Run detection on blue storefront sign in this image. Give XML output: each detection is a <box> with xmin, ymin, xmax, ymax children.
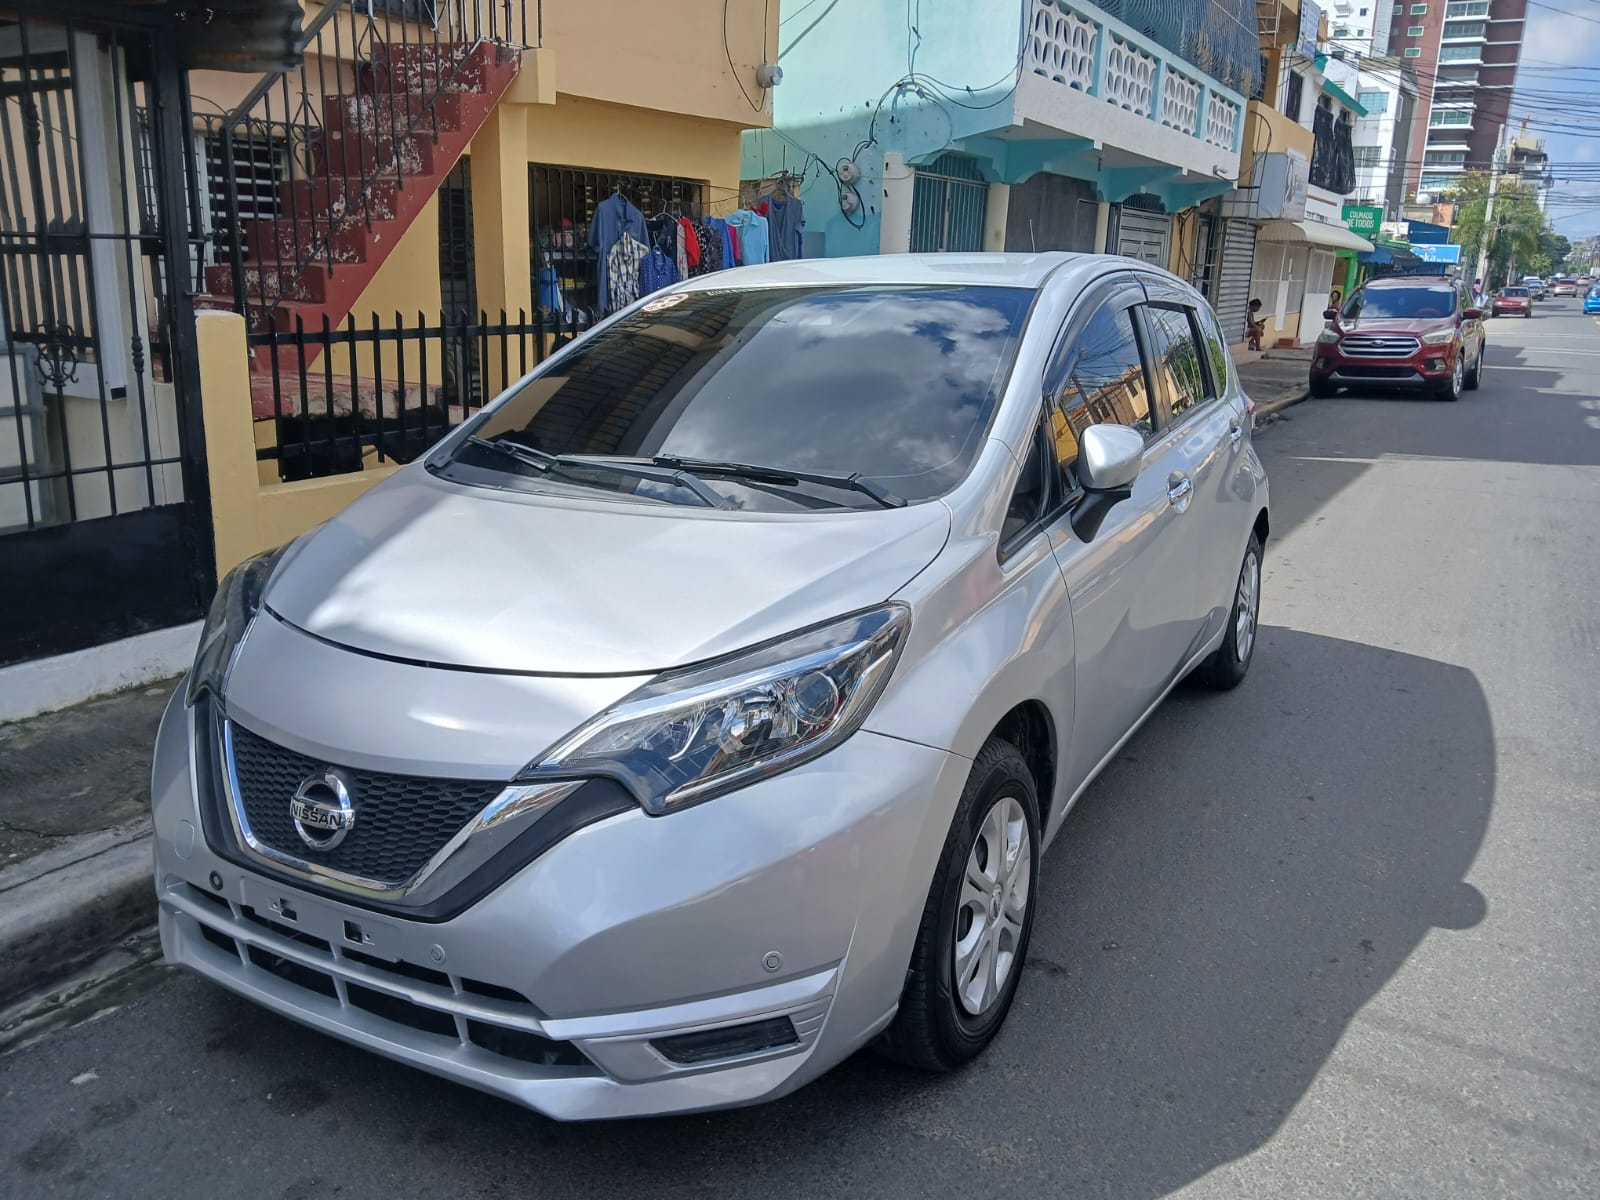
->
<box><xmin>1407</xmin><ymin>221</ymin><xmax>1450</xmax><ymax>246</ymax></box>
<box><xmin>1409</xmin><ymin>243</ymin><xmax>1462</xmax><ymax>264</ymax></box>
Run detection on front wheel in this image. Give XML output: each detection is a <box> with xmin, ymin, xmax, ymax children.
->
<box><xmin>1196</xmin><ymin>532</ymin><xmax>1263</xmax><ymax>690</ymax></box>
<box><xmin>1465</xmin><ymin>346</ymin><xmax>1483</xmax><ymax>390</ymax></box>
<box><xmin>877</xmin><ymin>738</ymin><xmax>1040</xmax><ymax>1071</ymax></box>
<box><xmin>1436</xmin><ymin>352</ymin><xmax>1464</xmax><ymax>401</ymax></box>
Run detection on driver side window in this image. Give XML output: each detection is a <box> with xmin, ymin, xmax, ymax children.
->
<box><xmin>1045</xmin><ymin>301</ymin><xmax>1154</xmax><ymax>491</ymax></box>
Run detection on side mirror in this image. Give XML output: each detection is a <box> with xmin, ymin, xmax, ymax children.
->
<box><xmin>1323</xmin><ymin>307</ymin><xmax>1339</xmax><ymax>320</ymax></box>
<box><xmin>1464</xmin><ymin>307</ymin><xmax>1484</xmax><ymax>320</ymax></box>
<box><xmin>1079</xmin><ymin>424</ymin><xmax>1143</xmax><ymax>493</ymax></box>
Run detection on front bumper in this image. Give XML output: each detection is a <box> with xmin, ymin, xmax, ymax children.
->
<box><xmin>1311</xmin><ymin>349</ymin><xmax>1457</xmax><ymax>389</ymax></box>
<box><xmin>151</xmin><ymin>684</ymin><xmax>967</xmax><ymax>1120</ymax></box>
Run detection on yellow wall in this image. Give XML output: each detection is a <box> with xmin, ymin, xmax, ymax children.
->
<box><xmin>200</xmin><ymin>312</ymin><xmax>398</xmax><ymax>575</ymax></box>
<box><xmin>1237</xmin><ymin>100</ymin><xmax>1316</xmax><ymax>187</ymax></box>
<box><xmin>545</xmin><ymin>0</ymin><xmax>777</xmax><ymax>129</ymax></box>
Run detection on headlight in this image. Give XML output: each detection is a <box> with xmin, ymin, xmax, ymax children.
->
<box><xmin>1420</xmin><ymin>329</ymin><xmax>1456</xmax><ymax>345</ymax></box>
<box><xmin>522</xmin><ymin>605</ymin><xmax>910</xmax><ymax>814</ymax></box>
<box><xmin>186</xmin><ymin>546</ymin><xmax>289</xmax><ymax>705</ymax></box>
<box><xmin>1316</xmin><ymin>329</ymin><xmax>1341</xmax><ymax>344</ymax></box>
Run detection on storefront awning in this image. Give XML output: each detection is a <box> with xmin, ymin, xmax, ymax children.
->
<box><xmin>1257</xmin><ymin>219</ymin><xmax>1375</xmax><ymax>254</ymax></box>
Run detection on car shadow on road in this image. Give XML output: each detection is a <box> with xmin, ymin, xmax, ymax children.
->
<box><xmin>181</xmin><ymin>627</ymin><xmax>1492</xmax><ymax>1199</ymax></box>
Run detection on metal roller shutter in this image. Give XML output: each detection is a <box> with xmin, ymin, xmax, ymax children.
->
<box><xmin>1215</xmin><ymin>220</ymin><xmax>1257</xmax><ymax>347</ymax></box>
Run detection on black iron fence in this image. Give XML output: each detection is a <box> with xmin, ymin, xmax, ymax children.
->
<box><xmin>248</xmin><ymin>308</ymin><xmax>579</xmax><ymax>481</ymax></box>
<box><xmin>199</xmin><ymin>0</ymin><xmax>535</xmax><ymax>330</ymax></box>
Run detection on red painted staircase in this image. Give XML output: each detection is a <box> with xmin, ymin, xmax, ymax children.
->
<box><xmin>203</xmin><ymin>38</ymin><xmax>519</xmax><ymax>402</ymax></box>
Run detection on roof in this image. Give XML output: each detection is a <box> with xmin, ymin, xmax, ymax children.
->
<box><xmin>674</xmin><ymin>253</ymin><xmax>1094</xmax><ymax>291</ymax></box>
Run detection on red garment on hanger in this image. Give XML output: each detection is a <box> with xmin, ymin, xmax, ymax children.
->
<box><xmin>728</xmin><ymin>224</ymin><xmax>742</xmax><ymax>265</ymax></box>
<box><xmin>677</xmin><ymin>218</ymin><xmax>700</xmax><ymax>266</ymax></box>
<box><xmin>754</xmin><ymin>199</ymin><xmax>771</xmax><ymax>218</ymax></box>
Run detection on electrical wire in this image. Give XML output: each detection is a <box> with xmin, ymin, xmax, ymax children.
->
<box><xmin>723</xmin><ymin>0</ymin><xmax>766</xmax><ymax>115</ymax></box>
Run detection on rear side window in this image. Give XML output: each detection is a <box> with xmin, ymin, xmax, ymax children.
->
<box><xmin>1143</xmin><ymin>305</ymin><xmax>1207</xmax><ymax>421</ymax></box>
<box><xmin>1047</xmin><ymin>303</ymin><xmax>1154</xmax><ymax>488</ymax></box>
<box><xmin>1192</xmin><ymin>304</ymin><xmax>1231</xmax><ymax>399</ymax></box>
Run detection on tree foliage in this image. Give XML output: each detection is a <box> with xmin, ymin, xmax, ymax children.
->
<box><xmin>1447</xmin><ymin>174</ymin><xmax>1546</xmax><ymax>287</ymax></box>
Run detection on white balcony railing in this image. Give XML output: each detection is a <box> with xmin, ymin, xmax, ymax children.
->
<box><xmin>1026</xmin><ymin>0</ymin><xmax>1244</xmax><ymax>153</ymax></box>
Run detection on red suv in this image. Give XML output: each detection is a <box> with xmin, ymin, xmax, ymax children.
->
<box><xmin>1309</xmin><ymin>275</ymin><xmax>1487</xmax><ymax>401</ymax></box>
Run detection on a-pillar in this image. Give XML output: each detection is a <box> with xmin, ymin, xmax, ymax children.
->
<box><xmin>470</xmin><ymin>103</ymin><xmax>532</xmax><ymax>393</ymax></box>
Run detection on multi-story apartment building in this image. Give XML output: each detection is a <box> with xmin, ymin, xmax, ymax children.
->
<box><xmin>1396</xmin><ymin>0</ymin><xmax>1529</xmax><ymax>198</ymax></box>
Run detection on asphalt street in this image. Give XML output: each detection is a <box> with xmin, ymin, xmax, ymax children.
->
<box><xmin>5</xmin><ymin>302</ymin><xmax>1599</xmax><ymax>1199</ymax></box>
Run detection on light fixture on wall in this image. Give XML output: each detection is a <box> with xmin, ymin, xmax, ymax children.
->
<box><xmin>757</xmin><ymin>63</ymin><xmax>783</xmax><ymax>89</ymax></box>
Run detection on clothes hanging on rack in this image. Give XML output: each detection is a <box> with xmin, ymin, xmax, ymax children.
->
<box><xmin>640</xmin><ymin>247</ymin><xmax>679</xmax><ymax>296</ymax></box>
<box><xmin>766</xmin><ymin>195</ymin><xmax>805</xmax><ymax>261</ymax></box>
<box><xmin>726</xmin><ymin>208</ymin><xmax>769</xmax><ymax>265</ymax></box>
<box><xmin>676</xmin><ymin>217</ymin><xmax>699</xmax><ymax>276</ymax></box>
<box><xmin>705</xmin><ymin>217</ymin><xmax>736</xmax><ymax>269</ymax></box>
<box><xmin>588</xmin><ymin>192</ymin><xmax>647</xmax><ymax>305</ymax></box>
<box><xmin>689</xmin><ymin>221</ymin><xmax>722</xmax><ymax>276</ymax></box>
<box><xmin>605</xmin><ymin>234</ymin><xmax>650</xmax><ymax>314</ymax></box>
<box><xmin>535</xmin><ymin>265</ymin><xmax>565</xmax><ymax>314</ymax></box>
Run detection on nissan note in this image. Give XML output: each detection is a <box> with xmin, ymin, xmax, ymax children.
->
<box><xmin>152</xmin><ymin>253</ymin><xmax>1270</xmax><ymax>1120</ymax></box>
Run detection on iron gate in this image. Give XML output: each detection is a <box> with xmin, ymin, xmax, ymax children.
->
<box><xmin>910</xmin><ymin>153</ymin><xmax>987</xmax><ymax>253</ymax></box>
<box><xmin>0</xmin><ymin>8</ymin><xmax>211</xmax><ymax>665</ymax></box>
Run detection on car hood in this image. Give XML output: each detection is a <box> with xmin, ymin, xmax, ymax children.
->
<box><xmin>1335</xmin><ymin>317</ymin><xmax>1457</xmax><ymax>336</ymax></box>
<box><xmin>263</xmin><ymin>469</ymin><xmax>951</xmax><ymax>675</ymax></box>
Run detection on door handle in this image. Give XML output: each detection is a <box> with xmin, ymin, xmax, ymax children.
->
<box><xmin>1229</xmin><ymin>422</ymin><xmax>1244</xmax><ymax>445</ymax></box>
<box><xmin>1166</xmin><ymin>475</ymin><xmax>1193</xmax><ymax>506</ymax></box>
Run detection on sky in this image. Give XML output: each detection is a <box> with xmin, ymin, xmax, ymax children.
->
<box><xmin>1514</xmin><ymin>1</ymin><xmax>1600</xmax><ymax>241</ymax></box>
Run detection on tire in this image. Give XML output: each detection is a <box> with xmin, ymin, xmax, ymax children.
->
<box><xmin>1465</xmin><ymin>346</ymin><xmax>1483</xmax><ymax>390</ymax></box>
<box><xmin>877</xmin><ymin>738</ymin><xmax>1040</xmax><ymax>1072</ymax></box>
<box><xmin>1309</xmin><ymin>378</ymin><xmax>1337</xmax><ymax>399</ymax></box>
<box><xmin>1196</xmin><ymin>532</ymin><xmax>1263</xmax><ymax>690</ymax></box>
<box><xmin>1436</xmin><ymin>351</ymin><xmax>1464</xmax><ymax>401</ymax></box>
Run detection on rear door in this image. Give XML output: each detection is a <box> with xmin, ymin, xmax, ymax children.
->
<box><xmin>1043</xmin><ymin>275</ymin><xmax>1207</xmax><ymax>796</ymax></box>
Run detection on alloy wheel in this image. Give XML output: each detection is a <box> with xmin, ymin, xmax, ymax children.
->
<box><xmin>1236</xmin><ymin>549</ymin><xmax>1260</xmax><ymax>662</ymax></box>
<box><xmin>953</xmin><ymin>794</ymin><xmax>1032</xmax><ymax>1017</ymax></box>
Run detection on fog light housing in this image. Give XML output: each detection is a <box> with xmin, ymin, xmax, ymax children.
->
<box><xmin>1426</xmin><ymin>358</ymin><xmax>1446</xmax><ymax>371</ymax></box>
<box><xmin>1314</xmin><ymin>357</ymin><xmax>1328</xmax><ymax>369</ymax></box>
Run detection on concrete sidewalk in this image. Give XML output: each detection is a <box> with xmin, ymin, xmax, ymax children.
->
<box><xmin>1234</xmin><ymin>344</ymin><xmax>1314</xmax><ymax>423</ymax></box>
<box><xmin>0</xmin><ymin>683</ymin><xmax>174</xmax><ymax>1039</ymax></box>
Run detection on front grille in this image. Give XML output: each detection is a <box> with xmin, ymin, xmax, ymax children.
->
<box><xmin>227</xmin><ymin>721</ymin><xmax>505</xmax><ymax>885</ymax></box>
<box><xmin>1339</xmin><ymin>334</ymin><xmax>1421</xmax><ymax>358</ymax></box>
<box><xmin>1337</xmin><ymin>366</ymin><xmax>1419</xmax><ymax>379</ymax></box>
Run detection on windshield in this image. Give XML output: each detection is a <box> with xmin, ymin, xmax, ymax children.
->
<box><xmin>443</xmin><ymin>284</ymin><xmax>1033</xmax><ymax>509</ymax></box>
<box><xmin>1342</xmin><ymin>286</ymin><xmax>1458</xmax><ymax>320</ymax></box>
<box><xmin>1502</xmin><ymin>288</ymin><xmax>1529</xmax><ymax>297</ymax></box>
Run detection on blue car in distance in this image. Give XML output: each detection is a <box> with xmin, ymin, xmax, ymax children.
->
<box><xmin>1585</xmin><ymin>287</ymin><xmax>1600</xmax><ymax>315</ymax></box>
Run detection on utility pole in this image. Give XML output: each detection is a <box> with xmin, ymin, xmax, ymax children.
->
<box><xmin>1475</xmin><ymin>123</ymin><xmax>1507</xmax><ymax>288</ymax></box>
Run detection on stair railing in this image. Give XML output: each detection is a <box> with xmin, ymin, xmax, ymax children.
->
<box><xmin>205</xmin><ymin>0</ymin><xmax>534</xmax><ymax>331</ymax></box>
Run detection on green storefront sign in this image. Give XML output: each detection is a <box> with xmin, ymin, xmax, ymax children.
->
<box><xmin>1343</xmin><ymin>204</ymin><xmax>1382</xmax><ymax>237</ymax></box>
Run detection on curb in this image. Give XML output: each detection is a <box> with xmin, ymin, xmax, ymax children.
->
<box><xmin>1253</xmin><ymin>388</ymin><xmax>1310</xmax><ymax>424</ymax></box>
<box><xmin>0</xmin><ymin>820</ymin><xmax>155</xmax><ymax>1010</ymax></box>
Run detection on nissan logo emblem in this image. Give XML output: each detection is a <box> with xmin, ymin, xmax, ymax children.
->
<box><xmin>289</xmin><ymin>769</ymin><xmax>356</xmax><ymax>851</ymax></box>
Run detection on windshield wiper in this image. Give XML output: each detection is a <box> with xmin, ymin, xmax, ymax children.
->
<box><xmin>646</xmin><ymin>455</ymin><xmax>906</xmax><ymax>509</ymax></box>
<box><xmin>463</xmin><ymin>436</ymin><xmax>731</xmax><ymax>509</ymax></box>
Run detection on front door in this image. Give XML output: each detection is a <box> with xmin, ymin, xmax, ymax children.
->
<box><xmin>1043</xmin><ymin>276</ymin><xmax>1207</xmax><ymax>795</ymax></box>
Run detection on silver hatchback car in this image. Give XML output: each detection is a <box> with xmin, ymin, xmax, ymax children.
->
<box><xmin>152</xmin><ymin>253</ymin><xmax>1268</xmax><ymax>1120</ymax></box>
